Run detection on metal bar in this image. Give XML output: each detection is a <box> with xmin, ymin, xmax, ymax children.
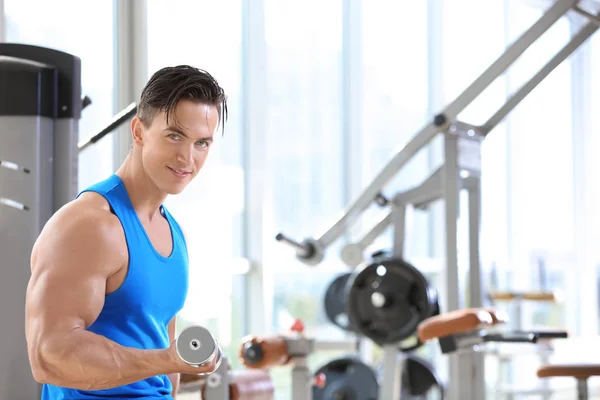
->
<box><xmin>358</xmin><ymin>212</ymin><xmax>392</xmax><ymax>248</ymax></box>
<box><xmin>314</xmin><ymin>0</ymin><xmax>573</xmax><ymax>251</ymax></box>
<box><xmin>78</xmin><ymin>103</ymin><xmax>137</xmax><ymax>152</ymax></box>
<box><xmin>200</xmin><ymin>357</ymin><xmax>230</xmax><ymax>398</ymax></box>
<box><xmin>317</xmin><ymin>122</ymin><xmax>440</xmax><ymax>247</ymax></box>
<box><xmin>573</xmin><ymin>5</ymin><xmax>600</xmax><ymax>27</ymax></box>
<box><xmin>312</xmin><ymin>340</ymin><xmax>358</xmax><ymax>352</ymax></box>
<box><xmin>466</xmin><ymin>177</ymin><xmax>483</xmax><ymax>308</ymax></box>
<box><xmin>379</xmin><ymin>345</ymin><xmax>403</xmax><ymax>400</ymax></box>
<box><xmin>340</xmin><ymin>212</ymin><xmax>392</xmax><ymax>268</ymax></box>
<box><xmin>444</xmin><ymin>0</ymin><xmax>576</xmax><ymax>119</ymax></box>
<box><xmin>113</xmin><ymin>0</ymin><xmax>147</xmax><ymax>168</ymax></box>
<box><xmin>291</xmin><ymin>359</ymin><xmax>311</xmax><ymax>400</ymax></box>
<box><xmin>482</xmin><ymin>17</ymin><xmax>599</xmax><ymax>134</ymax></box>
<box><xmin>443</xmin><ymin>133</ymin><xmax>462</xmax><ymax>312</ymax></box>
<box><xmin>463</xmin><ymin>175</ymin><xmax>486</xmax><ymax>400</ymax></box>
<box><xmin>577</xmin><ymin>378</ymin><xmax>588</xmax><ymax>400</ymax></box>
<box><xmin>465</xmin><ymin>175</ymin><xmax>485</xmax><ymax>400</ymax></box>
<box><xmin>443</xmin><ymin>133</ymin><xmax>476</xmax><ymax>400</ymax></box>
<box><xmin>391</xmin><ymin>203</ymin><xmax>407</xmax><ymax>260</ymax></box>
<box><xmin>339</xmin><ymin>166</ymin><xmax>445</xmax><ymax>267</ymax></box>
<box><xmin>0</xmin><ymin>0</ymin><xmax>5</xmax><ymax>42</ymax></box>
<box><xmin>395</xmin><ymin>167</ymin><xmax>444</xmax><ymax>208</ymax></box>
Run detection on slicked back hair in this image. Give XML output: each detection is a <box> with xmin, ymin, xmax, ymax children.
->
<box><xmin>137</xmin><ymin>65</ymin><xmax>228</xmax><ymax>134</ymax></box>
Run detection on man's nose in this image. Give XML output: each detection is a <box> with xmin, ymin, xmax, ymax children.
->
<box><xmin>178</xmin><ymin>143</ymin><xmax>194</xmax><ymax>164</ymax></box>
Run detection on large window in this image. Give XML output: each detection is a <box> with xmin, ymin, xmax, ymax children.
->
<box><xmin>146</xmin><ymin>0</ymin><xmax>246</xmax><ymax>370</ymax></box>
<box><xmin>359</xmin><ymin>1</ymin><xmax>430</xmax><ymax>258</ymax></box>
<box><xmin>4</xmin><ymin>0</ymin><xmax>115</xmax><ymax>191</ymax></box>
<box><xmin>503</xmin><ymin>1</ymin><xmax>573</xmax><ymax>329</ymax></box>
<box><xmin>262</xmin><ymin>0</ymin><xmax>345</xmax><ymax>332</ymax></box>
<box><xmin>261</xmin><ymin>0</ymin><xmax>346</xmax><ymax>395</ymax></box>
<box><xmin>590</xmin><ymin>19</ymin><xmax>600</xmax><ymax>332</ymax></box>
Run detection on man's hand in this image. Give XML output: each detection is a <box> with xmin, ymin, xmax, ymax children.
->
<box><xmin>167</xmin><ymin>317</ymin><xmax>179</xmax><ymax>398</ymax></box>
<box><xmin>166</xmin><ymin>338</ymin><xmax>220</xmax><ymax>375</ymax></box>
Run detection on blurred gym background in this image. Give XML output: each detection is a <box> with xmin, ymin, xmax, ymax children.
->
<box><xmin>3</xmin><ymin>0</ymin><xmax>600</xmax><ymax>398</ymax></box>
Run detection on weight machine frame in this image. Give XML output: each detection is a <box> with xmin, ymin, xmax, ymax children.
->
<box><xmin>275</xmin><ymin>1</ymin><xmax>600</xmax><ymax>399</ymax></box>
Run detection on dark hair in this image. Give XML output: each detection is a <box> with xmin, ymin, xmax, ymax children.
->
<box><xmin>137</xmin><ymin>65</ymin><xmax>228</xmax><ymax>134</ymax></box>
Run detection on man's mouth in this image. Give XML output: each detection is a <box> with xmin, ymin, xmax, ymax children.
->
<box><xmin>168</xmin><ymin>166</ymin><xmax>191</xmax><ymax>177</ymax></box>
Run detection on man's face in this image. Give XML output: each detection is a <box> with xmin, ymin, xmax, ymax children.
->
<box><xmin>135</xmin><ymin>100</ymin><xmax>219</xmax><ymax>195</ymax></box>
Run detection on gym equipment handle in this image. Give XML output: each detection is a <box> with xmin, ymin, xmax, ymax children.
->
<box><xmin>275</xmin><ymin>233</ymin><xmax>309</xmax><ymax>254</ymax></box>
<box><xmin>78</xmin><ymin>102</ymin><xmax>137</xmax><ymax>152</ymax></box>
<box><xmin>515</xmin><ymin>330</ymin><xmax>568</xmax><ymax>339</ymax></box>
<box><xmin>483</xmin><ymin>332</ymin><xmax>538</xmax><ymax>343</ymax></box>
<box><xmin>274</xmin><ymin>233</ymin><xmax>321</xmax><ymax>264</ymax></box>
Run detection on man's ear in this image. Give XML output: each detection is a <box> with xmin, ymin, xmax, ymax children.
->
<box><xmin>131</xmin><ymin>116</ymin><xmax>145</xmax><ymax>146</ymax></box>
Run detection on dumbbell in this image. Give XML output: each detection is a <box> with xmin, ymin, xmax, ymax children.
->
<box><xmin>176</xmin><ymin>325</ymin><xmax>223</xmax><ymax>374</ymax></box>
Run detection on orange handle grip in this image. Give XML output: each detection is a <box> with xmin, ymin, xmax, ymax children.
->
<box><xmin>239</xmin><ymin>335</ymin><xmax>290</xmax><ymax>369</ymax></box>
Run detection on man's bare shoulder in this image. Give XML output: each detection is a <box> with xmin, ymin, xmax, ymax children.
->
<box><xmin>31</xmin><ymin>192</ymin><xmax>127</xmax><ymax>275</ymax></box>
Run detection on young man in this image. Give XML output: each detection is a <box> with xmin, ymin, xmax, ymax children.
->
<box><xmin>25</xmin><ymin>65</ymin><xmax>227</xmax><ymax>399</ymax></box>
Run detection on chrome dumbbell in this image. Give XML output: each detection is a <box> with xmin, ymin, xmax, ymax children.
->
<box><xmin>176</xmin><ymin>325</ymin><xmax>223</xmax><ymax>375</ymax></box>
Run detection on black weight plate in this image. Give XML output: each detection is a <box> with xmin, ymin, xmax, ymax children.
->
<box><xmin>324</xmin><ymin>273</ymin><xmax>355</xmax><ymax>332</ymax></box>
<box><xmin>401</xmin><ymin>354</ymin><xmax>442</xmax><ymax>396</ymax></box>
<box><xmin>398</xmin><ymin>288</ymin><xmax>441</xmax><ymax>353</ymax></box>
<box><xmin>346</xmin><ymin>258</ymin><xmax>437</xmax><ymax>345</ymax></box>
<box><xmin>313</xmin><ymin>357</ymin><xmax>379</xmax><ymax>400</ymax></box>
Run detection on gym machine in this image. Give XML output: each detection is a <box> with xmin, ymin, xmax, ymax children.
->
<box><xmin>176</xmin><ymin>319</ymin><xmax>443</xmax><ymax>400</ymax></box>
<box><xmin>275</xmin><ymin>1</ymin><xmax>600</xmax><ymax>399</ymax></box>
<box><xmin>0</xmin><ymin>43</ymin><xmax>136</xmax><ymax>400</ymax></box>
<box><xmin>237</xmin><ymin>318</ymin><xmax>444</xmax><ymax>400</ymax></box>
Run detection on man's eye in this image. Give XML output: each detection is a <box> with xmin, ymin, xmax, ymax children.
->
<box><xmin>168</xmin><ymin>134</ymin><xmax>180</xmax><ymax>140</ymax></box>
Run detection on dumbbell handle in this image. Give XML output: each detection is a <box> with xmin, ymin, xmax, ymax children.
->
<box><xmin>275</xmin><ymin>233</ymin><xmax>314</xmax><ymax>257</ymax></box>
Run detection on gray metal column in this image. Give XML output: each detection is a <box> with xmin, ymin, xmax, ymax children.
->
<box><xmin>53</xmin><ymin>118</ymin><xmax>79</xmax><ymax>210</ymax></box>
<box><xmin>0</xmin><ymin>0</ymin><xmax>5</xmax><ymax>43</ymax></box>
<box><xmin>0</xmin><ymin>43</ymin><xmax>82</xmax><ymax>400</ymax></box>
<box><xmin>0</xmin><ymin>115</ymin><xmax>54</xmax><ymax>400</ymax></box>
<box><xmin>0</xmin><ymin>51</ymin><xmax>57</xmax><ymax>400</ymax></box>
<box><xmin>113</xmin><ymin>0</ymin><xmax>148</xmax><ymax>168</ymax></box>
<box><xmin>443</xmin><ymin>132</ymin><xmax>486</xmax><ymax>400</ymax></box>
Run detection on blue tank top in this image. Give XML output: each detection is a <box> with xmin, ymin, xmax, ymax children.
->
<box><xmin>41</xmin><ymin>174</ymin><xmax>189</xmax><ymax>399</ymax></box>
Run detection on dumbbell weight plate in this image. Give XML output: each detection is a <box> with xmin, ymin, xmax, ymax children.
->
<box><xmin>375</xmin><ymin>353</ymin><xmax>443</xmax><ymax>398</ymax></box>
<box><xmin>401</xmin><ymin>354</ymin><xmax>443</xmax><ymax>397</ymax></box>
<box><xmin>323</xmin><ymin>272</ymin><xmax>356</xmax><ymax>333</ymax></box>
<box><xmin>176</xmin><ymin>325</ymin><xmax>222</xmax><ymax>370</ymax></box>
<box><xmin>312</xmin><ymin>357</ymin><xmax>378</xmax><ymax>400</ymax></box>
<box><xmin>397</xmin><ymin>292</ymin><xmax>440</xmax><ymax>353</ymax></box>
<box><xmin>346</xmin><ymin>257</ymin><xmax>438</xmax><ymax>345</ymax></box>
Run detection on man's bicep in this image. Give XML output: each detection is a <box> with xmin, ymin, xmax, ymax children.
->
<box><xmin>26</xmin><ymin>211</ymin><xmax>119</xmax><ymax>346</ymax></box>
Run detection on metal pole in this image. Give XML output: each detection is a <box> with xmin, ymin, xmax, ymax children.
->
<box><xmin>443</xmin><ymin>133</ymin><xmax>472</xmax><ymax>400</ymax></box>
<box><xmin>482</xmin><ymin>17</ymin><xmax>599</xmax><ymax>134</ymax></box>
<box><xmin>0</xmin><ymin>0</ymin><xmax>5</xmax><ymax>42</ymax></box>
<box><xmin>313</xmin><ymin>0</ymin><xmax>574</xmax><ymax>252</ymax></box>
<box><xmin>113</xmin><ymin>0</ymin><xmax>147</xmax><ymax>169</ymax></box>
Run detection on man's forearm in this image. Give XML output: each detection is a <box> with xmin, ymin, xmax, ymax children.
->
<box><xmin>35</xmin><ymin>328</ymin><xmax>175</xmax><ymax>391</ymax></box>
<box><xmin>169</xmin><ymin>373</ymin><xmax>180</xmax><ymax>398</ymax></box>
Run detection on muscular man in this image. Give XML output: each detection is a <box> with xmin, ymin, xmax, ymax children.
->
<box><xmin>25</xmin><ymin>65</ymin><xmax>227</xmax><ymax>399</ymax></box>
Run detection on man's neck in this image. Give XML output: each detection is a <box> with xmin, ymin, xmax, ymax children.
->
<box><xmin>115</xmin><ymin>156</ymin><xmax>168</xmax><ymax>222</ymax></box>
